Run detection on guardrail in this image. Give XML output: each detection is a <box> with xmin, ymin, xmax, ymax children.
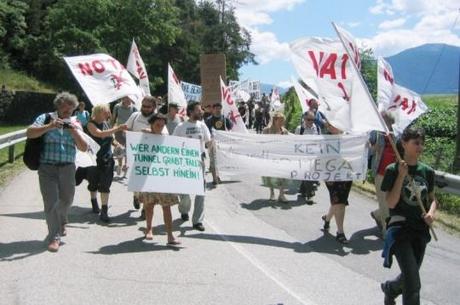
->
<box><xmin>1</xmin><ymin>128</ymin><xmax>460</xmax><ymax>197</ymax></box>
<box><xmin>0</xmin><ymin>129</ymin><xmax>27</xmax><ymax>163</ymax></box>
<box><xmin>435</xmin><ymin>170</ymin><xmax>460</xmax><ymax>196</ymax></box>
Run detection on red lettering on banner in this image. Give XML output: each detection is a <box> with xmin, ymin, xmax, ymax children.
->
<box><xmin>92</xmin><ymin>60</ymin><xmax>105</xmax><ymax>73</ymax></box>
<box><xmin>136</xmin><ymin>60</ymin><xmax>147</xmax><ymax>79</ymax></box>
<box><xmin>384</xmin><ymin>69</ymin><xmax>394</xmax><ymax>84</ymax></box>
<box><xmin>348</xmin><ymin>42</ymin><xmax>361</xmax><ymax>69</ymax></box>
<box><xmin>407</xmin><ymin>100</ymin><xmax>416</xmax><ymax>114</ymax></box>
<box><xmin>110</xmin><ymin>71</ymin><xmax>127</xmax><ymax>90</ymax></box>
<box><xmin>308</xmin><ymin>51</ymin><xmax>324</xmax><ymax>76</ymax></box>
<box><xmin>78</xmin><ymin>63</ymin><xmax>93</xmax><ymax>75</ymax></box>
<box><xmin>221</xmin><ymin>86</ymin><xmax>234</xmax><ymax>105</ymax></box>
<box><xmin>320</xmin><ymin>53</ymin><xmax>337</xmax><ymax>79</ymax></box>
<box><xmin>340</xmin><ymin>54</ymin><xmax>349</xmax><ymax>79</ymax></box>
<box><xmin>337</xmin><ymin>82</ymin><xmax>350</xmax><ymax>101</ymax></box>
<box><xmin>228</xmin><ymin>110</ymin><xmax>241</xmax><ymax>124</ymax></box>
<box><xmin>389</xmin><ymin>95</ymin><xmax>417</xmax><ymax>114</ymax></box>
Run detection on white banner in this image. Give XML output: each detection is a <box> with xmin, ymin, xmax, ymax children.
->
<box><xmin>291</xmin><ymin>76</ymin><xmax>317</xmax><ymax>114</ymax></box>
<box><xmin>126</xmin><ymin>131</ymin><xmax>204</xmax><ymax>195</ymax></box>
<box><xmin>270</xmin><ymin>87</ymin><xmax>283</xmax><ymax>112</ymax></box>
<box><xmin>215</xmin><ymin>131</ymin><xmax>369</xmax><ymax>181</ymax></box>
<box><xmin>181</xmin><ymin>81</ymin><xmax>202</xmax><ymax>102</ymax></box>
<box><xmin>220</xmin><ymin>77</ymin><xmax>248</xmax><ymax>133</ymax></box>
<box><xmin>64</xmin><ymin>53</ymin><xmax>142</xmax><ymax>106</ymax></box>
<box><xmin>377</xmin><ymin>57</ymin><xmax>428</xmax><ymax>134</ymax></box>
<box><xmin>168</xmin><ymin>64</ymin><xmax>187</xmax><ymax>108</ymax></box>
<box><xmin>126</xmin><ymin>39</ymin><xmax>150</xmax><ymax>96</ymax></box>
<box><xmin>290</xmin><ymin>36</ymin><xmax>386</xmax><ymax>133</ymax></box>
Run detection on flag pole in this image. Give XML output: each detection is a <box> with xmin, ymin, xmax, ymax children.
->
<box><xmin>331</xmin><ymin>22</ymin><xmax>438</xmax><ymax>241</ymax></box>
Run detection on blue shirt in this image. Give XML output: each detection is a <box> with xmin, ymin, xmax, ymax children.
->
<box><xmin>32</xmin><ymin>113</ymin><xmax>77</xmax><ymax>164</ymax></box>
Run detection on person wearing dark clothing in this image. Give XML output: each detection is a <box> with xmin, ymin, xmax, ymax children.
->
<box><xmin>380</xmin><ymin>127</ymin><xmax>437</xmax><ymax>305</ymax></box>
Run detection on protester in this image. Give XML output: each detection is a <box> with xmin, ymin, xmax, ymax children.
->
<box><xmin>238</xmin><ymin>101</ymin><xmax>249</xmax><ymax>125</ymax></box>
<box><xmin>125</xmin><ymin>96</ymin><xmax>159</xmax><ymax>216</ymax></box>
<box><xmin>253</xmin><ymin>102</ymin><xmax>266</xmax><ymax>134</ymax></box>
<box><xmin>380</xmin><ymin>127</ymin><xmax>437</xmax><ymax>305</ymax></box>
<box><xmin>369</xmin><ymin>112</ymin><xmax>397</xmax><ymax>236</ymax></box>
<box><xmin>262</xmin><ymin>112</ymin><xmax>289</xmax><ymax>202</ymax></box>
<box><xmin>321</xmin><ymin>122</ymin><xmax>352</xmax><ymax>244</ymax></box>
<box><xmin>111</xmin><ymin>96</ymin><xmax>136</xmax><ymax>177</ymax></box>
<box><xmin>86</xmin><ymin>104</ymin><xmax>128</xmax><ymax>222</ymax></box>
<box><xmin>173</xmin><ymin>101</ymin><xmax>211</xmax><ymax>231</ymax></box>
<box><xmin>74</xmin><ymin>101</ymin><xmax>90</xmax><ymax>127</ymax></box>
<box><xmin>140</xmin><ymin>113</ymin><xmax>180</xmax><ymax>245</ymax></box>
<box><xmin>26</xmin><ymin>92</ymin><xmax>88</xmax><ymax>252</ymax></box>
<box><xmin>205</xmin><ymin>103</ymin><xmax>233</xmax><ymax>185</ymax></box>
<box><xmin>166</xmin><ymin>103</ymin><xmax>184</xmax><ymax>135</ymax></box>
<box><xmin>307</xmin><ymin>98</ymin><xmax>328</xmax><ymax>134</ymax></box>
<box><xmin>203</xmin><ymin>104</ymin><xmax>213</xmax><ymax>121</ymax></box>
<box><xmin>295</xmin><ymin>110</ymin><xmax>321</xmax><ymax>204</ymax></box>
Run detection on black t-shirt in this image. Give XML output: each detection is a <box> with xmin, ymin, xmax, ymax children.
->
<box><xmin>381</xmin><ymin>162</ymin><xmax>434</xmax><ymax>230</ymax></box>
<box><xmin>88</xmin><ymin>120</ymin><xmax>113</xmax><ymax>161</ymax></box>
<box><xmin>205</xmin><ymin>115</ymin><xmax>232</xmax><ymax>134</ymax></box>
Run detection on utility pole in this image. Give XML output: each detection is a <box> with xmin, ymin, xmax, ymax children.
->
<box><xmin>453</xmin><ymin>55</ymin><xmax>460</xmax><ymax>173</ymax></box>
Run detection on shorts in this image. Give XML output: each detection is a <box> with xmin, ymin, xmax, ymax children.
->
<box><xmin>325</xmin><ymin>181</ymin><xmax>352</xmax><ymax>205</ymax></box>
<box><xmin>87</xmin><ymin>158</ymin><xmax>114</xmax><ymax>193</ymax></box>
<box><xmin>140</xmin><ymin>192</ymin><xmax>179</xmax><ymax>208</ymax></box>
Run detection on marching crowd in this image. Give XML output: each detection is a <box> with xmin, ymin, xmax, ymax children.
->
<box><xmin>26</xmin><ymin>91</ymin><xmax>437</xmax><ymax>305</ymax></box>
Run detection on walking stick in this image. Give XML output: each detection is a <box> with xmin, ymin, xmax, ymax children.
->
<box><xmin>387</xmin><ymin>134</ymin><xmax>438</xmax><ymax>241</ymax></box>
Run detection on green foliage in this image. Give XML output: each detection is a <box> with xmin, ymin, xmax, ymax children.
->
<box><xmin>414</xmin><ymin>97</ymin><xmax>457</xmax><ymax>139</ymax></box>
<box><xmin>360</xmin><ymin>48</ymin><xmax>377</xmax><ymax>101</ymax></box>
<box><xmin>0</xmin><ymin>69</ymin><xmax>55</xmax><ymax>92</ymax></box>
<box><xmin>282</xmin><ymin>86</ymin><xmax>303</xmax><ymax>132</ymax></box>
<box><xmin>0</xmin><ymin>0</ymin><xmax>255</xmax><ymax>94</ymax></box>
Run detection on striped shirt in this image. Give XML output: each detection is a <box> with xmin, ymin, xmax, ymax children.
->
<box><xmin>32</xmin><ymin>112</ymin><xmax>77</xmax><ymax>164</ymax></box>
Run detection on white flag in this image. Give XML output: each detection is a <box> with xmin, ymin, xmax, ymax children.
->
<box><xmin>64</xmin><ymin>53</ymin><xmax>142</xmax><ymax>106</ymax></box>
<box><xmin>291</xmin><ymin>76</ymin><xmax>317</xmax><ymax>114</ymax></box>
<box><xmin>332</xmin><ymin>22</ymin><xmax>388</xmax><ymax>133</ymax></box>
<box><xmin>290</xmin><ymin>37</ymin><xmax>386</xmax><ymax>133</ymax></box>
<box><xmin>126</xmin><ymin>39</ymin><xmax>150</xmax><ymax>96</ymax></box>
<box><xmin>377</xmin><ymin>57</ymin><xmax>428</xmax><ymax>134</ymax></box>
<box><xmin>168</xmin><ymin>64</ymin><xmax>187</xmax><ymax>108</ymax></box>
<box><xmin>270</xmin><ymin>87</ymin><xmax>283</xmax><ymax>112</ymax></box>
<box><xmin>220</xmin><ymin>77</ymin><xmax>248</xmax><ymax>133</ymax></box>
<box><xmin>377</xmin><ymin>57</ymin><xmax>395</xmax><ymax>112</ymax></box>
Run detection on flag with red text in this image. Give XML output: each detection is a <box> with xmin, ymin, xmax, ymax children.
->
<box><xmin>220</xmin><ymin>77</ymin><xmax>248</xmax><ymax>133</ymax></box>
<box><xmin>64</xmin><ymin>53</ymin><xmax>142</xmax><ymax>106</ymax></box>
<box><xmin>168</xmin><ymin>63</ymin><xmax>187</xmax><ymax>116</ymax></box>
<box><xmin>127</xmin><ymin>39</ymin><xmax>150</xmax><ymax>96</ymax></box>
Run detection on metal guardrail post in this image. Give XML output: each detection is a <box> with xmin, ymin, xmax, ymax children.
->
<box><xmin>8</xmin><ymin>145</ymin><xmax>15</xmax><ymax>163</ymax></box>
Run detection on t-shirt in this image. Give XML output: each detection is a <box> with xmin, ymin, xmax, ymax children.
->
<box><xmin>126</xmin><ymin>112</ymin><xmax>168</xmax><ymax>134</ymax></box>
<box><xmin>166</xmin><ymin>115</ymin><xmax>182</xmax><ymax>135</ymax></box>
<box><xmin>75</xmin><ymin>110</ymin><xmax>90</xmax><ymax>127</ymax></box>
<box><xmin>205</xmin><ymin>115</ymin><xmax>233</xmax><ymax>135</ymax></box>
<box><xmin>377</xmin><ymin>136</ymin><xmax>396</xmax><ymax>176</ymax></box>
<box><xmin>87</xmin><ymin>120</ymin><xmax>113</xmax><ymax>161</ymax></box>
<box><xmin>381</xmin><ymin>162</ymin><xmax>435</xmax><ymax>230</ymax></box>
<box><xmin>173</xmin><ymin>120</ymin><xmax>211</xmax><ymax>154</ymax></box>
<box><xmin>295</xmin><ymin>124</ymin><xmax>320</xmax><ymax>135</ymax></box>
<box><xmin>113</xmin><ymin>103</ymin><xmax>137</xmax><ymax>125</ymax></box>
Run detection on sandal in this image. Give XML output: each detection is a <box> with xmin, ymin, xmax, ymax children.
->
<box><xmin>321</xmin><ymin>215</ymin><xmax>330</xmax><ymax>230</ymax></box>
<box><xmin>336</xmin><ymin>232</ymin><xmax>349</xmax><ymax>244</ymax></box>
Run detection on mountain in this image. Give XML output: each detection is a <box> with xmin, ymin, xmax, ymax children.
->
<box><xmin>385</xmin><ymin>43</ymin><xmax>459</xmax><ymax>94</ymax></box>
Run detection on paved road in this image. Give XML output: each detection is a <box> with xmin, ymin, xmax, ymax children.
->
<box><xmin>1</xmin><ymin>168</ymin><xmax>459</xmax><ymax>305</ymax></box>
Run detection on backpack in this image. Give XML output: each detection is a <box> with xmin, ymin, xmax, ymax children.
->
<box><xmin>23</xmin><ymin>113</ymin><xmax>51</xmax><ymax>170</ymax></box>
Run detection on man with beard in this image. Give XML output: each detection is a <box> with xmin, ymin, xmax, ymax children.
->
<box><xmin>173</xmin><ymin>102</ymin><xmax>211</xmax><ymax>231</ymax></box>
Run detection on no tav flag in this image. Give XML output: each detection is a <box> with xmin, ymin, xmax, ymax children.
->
<box><xmin>64</xmin><ymin>53</ymin><xmax>142</xmax><ymax>106</ymax></box>
<box><xmin>220</xmin><ymin>77</ymin><xmax>248</xmax><ymax>133</ymax></box>
<box><xmin>126</xmin><ymin>39</ymin><xmax>150</xmax><ymax>96</ymax></box>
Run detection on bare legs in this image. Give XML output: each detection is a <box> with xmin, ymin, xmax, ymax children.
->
<box><xmin>144</xmin><ymin>204</ymin><xmax>179</xmax><ymax>244</ymax></box>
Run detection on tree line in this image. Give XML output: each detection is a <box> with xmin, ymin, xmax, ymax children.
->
<box><xmin>0</xmin><ymin>0</ymin><xmax>256</xmax><ymax>95</ymax></box>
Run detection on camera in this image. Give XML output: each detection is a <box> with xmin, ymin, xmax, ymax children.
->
<box><xmin>62</xmin><ymin>119</ymin><xmax>72</xmax><ymax>129</ymax></box>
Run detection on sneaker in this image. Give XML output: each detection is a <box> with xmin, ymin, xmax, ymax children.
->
<box><xmin>181</xmin><ymin>213</ymin><xmax>189</xmax><ymax>221</ymax></box>
<box><xmin>133</xmin><ymin>196</ymin><xmax>140</xmax><ymax>210</ymax></box>
<box><xmin>336</xmin><ymin>232</ymin><xmax>349</xmax><ymax>244</ymax></box>
<box><xmin>47</xmin><ymin>239</ymin><xmax>60</xmax><ymax>252</ymax></box>
<box><xmin>381</xmin><ymin>282</ymin><xmax>396</xmax><ymax>305</ymax></box>
<box><xmin>193</xmin><ymin>223</ymin><xmax>205</xmax><ymax>231</ymax></box>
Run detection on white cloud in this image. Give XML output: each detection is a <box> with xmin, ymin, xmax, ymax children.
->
<box><xmin>346</xmin><ymin>22</ymin><xmax>361</xmax><ymax>28</ymax></box>
<box><xmin>365</xmin><ymin>0</ymin><xmax>460</xmax><ymax>56</ymax></box>
<box><xmin>378</xmin><ymin>18</ymin><xmax>406</xmax><ymax>30</ymax></box>
<box><xmin>231</xmin><ymin>0</ymin><xmax>305</xmax><ymax>64</ymax></box>
<box><xmin>277</xmin><ymin>80</ymin><xmax>293</xmax><ymax>88</ymax></box>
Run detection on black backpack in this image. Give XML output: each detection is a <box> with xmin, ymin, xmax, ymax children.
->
<box><xmin>23</xmin><ymin>113</ymin><xmax>51</xmax><ymax>170</ymax></box>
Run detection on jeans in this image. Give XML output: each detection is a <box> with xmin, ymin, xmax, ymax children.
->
<box><xmin>385</xmin><ymin>235</ymin><xmax>427</xmax><ymax>305</ymax></box>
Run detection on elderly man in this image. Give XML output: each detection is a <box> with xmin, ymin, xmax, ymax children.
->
<box><xmin>26</xmin><ymin>92</ymin><xmax>88</xmax><ymax>252</ymax></box>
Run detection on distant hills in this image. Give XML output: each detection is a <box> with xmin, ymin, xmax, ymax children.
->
<box><xmin>385</xmin><ymin>43</ymin><xmax>459</xmax><ymax>94</ymax></box>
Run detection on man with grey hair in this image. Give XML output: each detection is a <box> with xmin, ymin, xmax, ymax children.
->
<box><xmin>26</xmin><ymin>91</ymin><xmax>88</xmax><ymax>252</ymax></box>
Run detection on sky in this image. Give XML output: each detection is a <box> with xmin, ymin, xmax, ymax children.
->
<box><xmin>232</xmin><ymin>0</ymin><xmax>460</xmax><ymax>87</ymax></box>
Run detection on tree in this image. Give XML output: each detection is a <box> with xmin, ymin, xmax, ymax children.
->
<box><xmin>360</xmin><ymin>48</ymin><xmax>377</xmax><ymax>102</ymax></box>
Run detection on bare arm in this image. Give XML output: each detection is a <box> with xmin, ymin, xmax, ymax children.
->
<box><xmin>423</xmin><ymin>192</ymin><xmax>437</xmax><ymax>225</ymax></box>
<box><xmin>26</xmin><ymin>118</ymin><xmax>62</xmax><ymax>139</ymax></box>
<box><xmin>87</xmin><ymin>122</ymin><xmax>127</xmax><ymax>139</ymax></box>
<box><xmin>69</xmin><ymin>128</ymin><xmax>88</xmax><ymax>152</ymax></box>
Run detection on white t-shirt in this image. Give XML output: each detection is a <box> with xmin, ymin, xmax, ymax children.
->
<box><xmin>125</xmin><ymin>112</ymin><xmax>168</xmax><ymax>134</ymax></box>
<box><xmin>173</xmin><ymin>120</ymin><xmax>211</xmax><ymax>154</ymax></box>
